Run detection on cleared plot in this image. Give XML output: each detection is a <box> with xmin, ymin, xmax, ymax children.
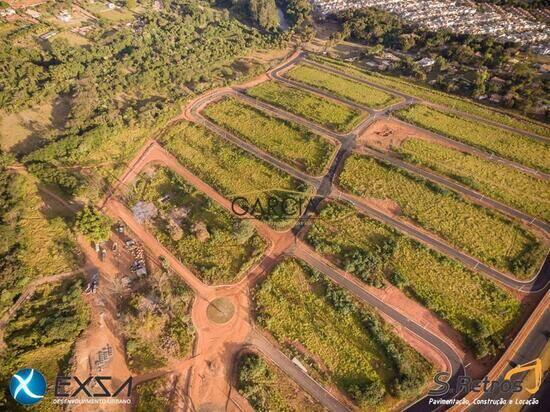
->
<box><xmin>127</xmin><ymin>167</ymin><xmax>266</xmax><ymax>285</ymax></box>
<box><xmin>285</xmin><ymin>64</ymin><xmax>401</xmax><ymax>109</ymax></box>
<box><xmin>395</xmin><ymin>105</ymin><xmax>550</xmax><ymax>173</ymax></box>
<box><xmin>237</xmin><ymin>352</ymin><xmax>324</xmax><ymax>411</ymax></box>
<box><xmin>159</xmin><ymin>121</ymin><xmax>312</xmax><ymax>230</ymax></box>
<box><xmin>397</xmin><ymin>138</ymin><xmax>550</xmax><ymax>222</ymax></box>
<box><xmin>255</xmin><ymin>257</ymin><xmax>433</xmax><ymax>409</ymax></box>
<box><xmin>306</xmin><ymin>201</ymin><xmax>521</xmax><ymax>358</ymax></box>
<box><xmin>307</xmin><ymin>54</ymin><xmax>550</xmax><ymax>138</ymax></box>
<box><xmin>203</xmin><ymin>96</ymin><xmax>336</xmax><ymax>175</ymax></box>
<box><xmin>338</xmin><ymin>154</ymin><xmax>546</xmax><ymax>279</ymax></box>
<box><xmin>246</xmin><ymin>81</ymin><xmax>364</xmax><ymax>132</ymax></box>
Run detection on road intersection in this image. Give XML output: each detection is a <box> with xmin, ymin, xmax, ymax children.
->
<box><xmin>97</xmin><ymin>50</ymin><xmax>549</xmax><ymax>411</ymax></box>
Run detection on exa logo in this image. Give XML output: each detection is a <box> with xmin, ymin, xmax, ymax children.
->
<box><xmin>9</xmin><ymin>368</ymin><xmax>47</xmax><ymax>406</ymax></box>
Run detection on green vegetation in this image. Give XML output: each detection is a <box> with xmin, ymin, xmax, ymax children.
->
<box><xmin>331</xmin><ymin>7</ymin><xmax>547</xmax><ymax>113</ymax></box>
<box><xmin>4</xmin><ymin>0</ymin><xmax>285</xmax><ymax>199</ymax></box>
<box><xmin>75</xmin><ymin>205</ymin><xmax>112</xmax><ymax>243</ymax></box>
<box><xmin>122</xmin><ymin>265</ymin><xmax>195</xmax><ymax>373</ymax></box>
<box><xmin>0</xmin><ymin>168</ymin><xmax>79</xmax><ymax>317</ymax></box>
<box><xmin>306</xmin><ymin>201</ymin><xmax>522</xmax><ymax>357</ymax></box>
<box><xmin>237</xmin><ymin>352</ymin><xmax>324</xmax><ymax>411</ymax></box>
<box><xmin>159</xmin><ymin>121</ymin><xmax>312</xmax><ymax>229</ymax></box>
<box><xmin>203</xmin><ymin>96</ymin><xmax>335</xmax><ymax>175</ymax></box>
<box><xmin>307</xmin><ymin>55</ymin><xmax>550</xmax><ymax>138</ymax></box>
<box><xmin>396</xmin><ymin>105</ymin><xmax>550</xmax><ymax>173</ymax></box>
<box><xmin>285</xmin><ymin>64</ymin><xmax>400</xmax><ymax>108</ymax></box>
<box><xmin>135</xmin><ymin>377</ymin><xmax>172</xmax><ymax>412</ymax></box>
<box><xmin>0</xmin><ymin>277</ymin><xmax>90</xmax><ymax>409</ymax></box>
<box><xmin>254</xmin><ymin>258</ymin><xmax>433</xmax><ymax>408</ymax></box>
<box><xmin>246</xmin><ymin>81</ymin><xmax>364</xmax><ymax>132</ymax></box>
<box><xmin>127</xmin><ymin>167</ymin><xmax>266</xmax><ymax>284</ymax></box>
<box><xmin>339</xmin><ymin>154</ymin><xmax>546</xmax><ymax>279</ymax></box>
<box><xmin>397</xmin><ymin>138</ymin><xmax>550</xmax><ymax>222</ymax></box>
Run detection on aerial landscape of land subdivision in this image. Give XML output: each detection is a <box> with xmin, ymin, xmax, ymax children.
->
<box><xmin>0</xmin><ymin>0</ymin><xmax>549</xmax><ymax>411</ymax></box>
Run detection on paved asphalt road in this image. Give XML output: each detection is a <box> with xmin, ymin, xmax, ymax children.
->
<box><xmin>302</xmin><ymin>55</ymin><xmax>550</xmax><ymax>144</ymax></box>
<box><xmin>249</xmin><ymin>332</ymin><xmax>349</xmax><ymax>412</ymax></box>
<box><xmin>184</xmin><ymin>57</ymin><xmax>550</xmax><ymax>411</ymax></box>
<box><xmin>193</xmin><ymin>88</ymin><xmax>550</xmax><ymax>293</ymax></box>
<box><xmin>275</xmin><ymin>54</ymin><xmax>549</xmax><ymax>181</ymax></box>
<box><xmin>469</xmin><ymin>308</ymin><xmax>550</xmax><ymax>412</ymax></box>
<box><xmin>293</xmin><ymin>247</ymin><xmax>467</xmax><ymax>411</ymax></box>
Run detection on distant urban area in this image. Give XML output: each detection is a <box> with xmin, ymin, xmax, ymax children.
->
<box><xmin>313</xmin><ymin>0</ymin><xmax>550</xmax><ymax>54</ymax></box>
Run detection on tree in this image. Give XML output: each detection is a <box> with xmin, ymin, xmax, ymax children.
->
<box><xmin>75</xmin><ymin>205</ymin><xmax>111</xmax><ymax>243</ymax></box>
<box><xmin>473</xmin><ymin>68</ymin><xmax>489</xmax><ymax>98</ymax></box>
<box><xmin>249</xmin><ymin>0</ymin><xmax>279</xmax><ymax>32</ymax></box>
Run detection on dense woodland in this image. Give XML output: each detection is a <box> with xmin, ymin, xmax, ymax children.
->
<box><xmin>0</xmin><ymin>0</ymin><xmax>290</xmax><ymax>201</ymax></box>
<box><xmin>331</xmin><ymin>8</ymin><xmax>549</xmax><ymax>116</ymax></box>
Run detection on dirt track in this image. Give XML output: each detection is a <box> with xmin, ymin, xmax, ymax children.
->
<box><xmin>96</xmin><ymin>49</ymin><xmax>549</xmax><ymax>411</ymax></box>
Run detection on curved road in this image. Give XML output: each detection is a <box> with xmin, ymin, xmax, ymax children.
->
<box><xmin>301</xmin><ymin>55</ymin><xmax>550</xmax><ymax>144</ymax></box>
<box><xmin>271</xmin><ymin>54</ymin><xmax>549</xmax><ymax>181</ymax></box>
<box><xmin>190</xmin><ymin>88</ymin><xmax>550</xmax><ymax>293</ymax></box>
<box><xmin>104</xmin><ymin>50</ymin><xmax>549</xmax><ymax>411</ymax></box>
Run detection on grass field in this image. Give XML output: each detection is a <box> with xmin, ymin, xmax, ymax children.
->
<box><xmin>254</xmin><ymin>257</ymin><xmax>433</xmax><ymax>409</ymax></box>
<box><xmin>285</xmin><ymin>64</ymin><xmax>401</xmax><ymax>109</ymax></box>
<box><xmin>307</xmin><ymin>54</ymin><xmax>550</xmax><ymax>138</ymax></box>
<box><xmin>159</xmin><ymin>121</ymin><xmax>312</xmax><ymax>229</ymax></box>
<box><xmin>127</xmin><ymin>167</ymin><xmax>266</xmax><ymax>285</ymax></box>
<box><xmin>246</xmin><ymin>81</ymin><xmax>364</xmax><ymax>132</ymax></box>
<box><xmin>0</xmin><ymin>96</ymin><xmax>69</xmax><ymax>154</ymax></box>
<box><xmin>338</xmin><ymin>154</ymin><xmax>546</xmax><ymax>279</ymax></box>
<box><xmin>397</xmin><ymin>138</ymin><xmax>550</xmax><ymax>222</ymax></box>
<box><xmin>395</xmin><ymin>105</ymin><xmax>550</xmax><ymax>173</ymax></box>
<box><xmin>237</xmin><ymin>352</ymin><xmax>324</xmax><ymax>411</ymax></box>
<box><xmin>203</xmin><ymin>96</ymin><xmax>336</xmax><ymax>175</ymax></box>
<box><xmin>306</xmin><ymin>201</ymin><xmax>521</xmax><ymax>357</ymax></box>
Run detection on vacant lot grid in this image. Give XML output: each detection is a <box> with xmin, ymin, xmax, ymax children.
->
<box><xmin>159</xmin><ymin>121</ymin><xmax>312</xmax><ymax>230</ymax></box>
<box><xmin>203</xmin><ymin>96</ymin><xmax>336</xmax><ymax>175</ymax></box>
<box><xmin>305</xmin><ymin>201</ymin><xmax>521</xmax><ymax>357</ymax></box>
<box><xmin>254</xmin><ymin>257</ymin><xmax>433</xmax><ymax>410</ymax></box>
<box><xmin>246</xmin><ymin>80</ymin><xmax>364</xmax><ymax>132</ymax></box>
<box><xmin>397</xmin><ymin>138</ymin><xmax>550</xmax><ymax>222</ymax></box>
<box><xmin>338</xmin><ymin>154</ymin><xmax>546</xmax><ymax>279</ymax></box>
<box><xmin>307</xmin><ymin>54</ymin><xmax>550</xmax><ymax>138</ymax></box>
<box><xmin>285</xmin><ymin>64</ymin><xmax>401</xmax><ymax>109</ymax></box>
<box><xmin>396</xmin><ymin>105</ymin><xmax>550</xmax><ymax>173</ymax></box>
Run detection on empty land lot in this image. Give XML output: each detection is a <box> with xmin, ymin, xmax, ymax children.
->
<box><xmin>237</xmin><ymin>352</ymin><xmax>324</xmax><ymax>411</ymax></box>
<box><xmin>395</xmin><ymin>105</ymin><xmax>550</xmax><ymax>173</ymax></box>
<box><xmin>159</xmin><ymin>121</ymin><xmax>312</xmax><ymax>230</ymax></box>
<box><xmin>338</xmin><ymin>154</ymin><xmax>546</xmax><ymax>279</ymax></box>
<box><xmin>127</xmin><ymin>166</ymin><xmax>266</xmax><ymax>285</ymax></box>
<box><xmin>203</xmin><ymin>96</ymin><xmax>336</xmax><ymax>175</ymax></box>
<box><xmin>285</xmin><ymin>64</ymin><xmax>401</xmax><ymax>109</ymax></box>
<box><xmin>306</xmin><ymin>201</ymin><xmax>522</xmax><ymax>357</ymax></box>
<box><xmin>246</xmin><ymin>81</ymin><xmax>364</xmax><ymax>132</ymax></box>
<box><xmin>307</xmin><ymin>54</ymin><xmax>550</xmax><ymax>138</ymax></box>
<box><xmin>254</xmin><ymin>257</ymin><xmax>433</xmax><ymax>410</ymax></box>
<box><xmin>396</xmin><ymin>138</ymin><xmax>550</xmax><ymax>222</ymax></box>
